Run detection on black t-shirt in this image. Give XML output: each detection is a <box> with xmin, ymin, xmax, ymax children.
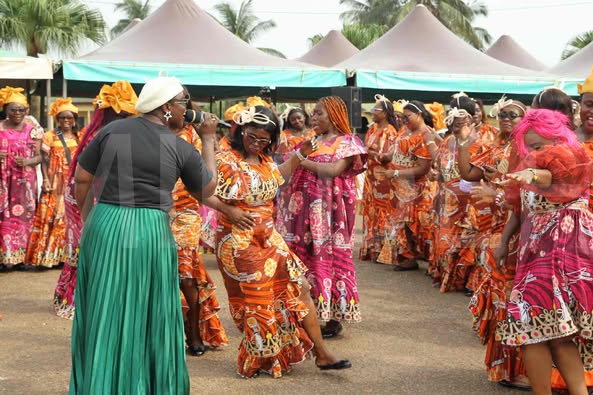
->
<box><xmin>78</xmin><ymin>117</ymin><xmax>212</xmax><ymax>212</ymax></box>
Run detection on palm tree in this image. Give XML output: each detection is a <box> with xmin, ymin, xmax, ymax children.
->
<box><xmin>111</xmin><ymin>0</ymin><xmax>151</xmax><ymax>38</ymax></box>
<box><xmin>308</xmin><ymin>23</ymin><xmax>388</xmax><ymax>50</ymax></box>
<box><xmin>340</xmin><ymin>0</ymin><xmax>491</xmax><ymax>50</ymax></box>
<box><xmin>0</xmin><ymin>0</ymin><xmax>106</xmax><ymax>57</ymax></box>
<box><xmin>213</xmin><ymin>0</ymin><xmax>285</xmax><ymax>58</ymax></box>
<box><xmin>562</xmin><ymin>30</ymin><xmax>593</xmax><ymax>60</ymax></box>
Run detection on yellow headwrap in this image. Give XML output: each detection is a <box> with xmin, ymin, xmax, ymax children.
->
<box><xmin>0</xmin><ymin>86</ymin><xmax>28</xmax><ymax>107</ymax></box>
<box><xmin>578</xmin><ymin>67</ymin><xmax>593</xmax><ymax>95</ymax></box>
<box><xmin>392</xmin><ymin>100</ymin><xmax>404</xmax><ymax>114</ymax></box>
<box><xmin>246</xmin><ymin>96</ymin><xmax>271</xmax><ymax>108</ymax></box>
<box><xmin>49</xmin><ymin>98</ymin><xmax>78</xmax><ymax>118</ymax></box>
<box><xmin>426</xmin><ymin>102</ymin><xmax>446</xmax><ymax>131</ymax></box>
<box><xmin>224</xmin><ymin>102</ymin><xmax>246</xmax><ymax>121</ymax></box>
<box><xmin>93</xmin><ymin>80</ymin><xmax>138</xmax><ymax>115</ymax></box>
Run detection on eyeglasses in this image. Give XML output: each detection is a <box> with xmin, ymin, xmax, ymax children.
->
<box><xmin>402</xmin><ymin>113</ymin><xmax>416</xmax><ymax>123</ymax></box>
<box><xmin>8</xmin><ymin>108</ymin><xmax>26</xmax><ymax>114</ymax></box>
<box><xmin>372</xmin><ymin>108</ymin><xmax>384</xmax><ymax>113</ymax></box>
<box><xmin>170</xmin><ymin>94</ymin><xmax>191</xmax><ymax>106</ymax></box>
<box><xmin>245</xmin><ymin>133</ymin><xmax>271</xmax><ymax>145</ymax></box>
<box><xmin>497</xmin><ymin>111</ymin><xmax>522</xmax><ymax>120</ymax></box>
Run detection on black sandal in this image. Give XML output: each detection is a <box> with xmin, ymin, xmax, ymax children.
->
<box><xmin>188</xmin><ymin>344</ymin><xmax>206</xmax><ymax>356</ymax></box>
<box><xmin>321</xmin><ymin>322</ymin><xmax>343</xmax><ymax>338</ymax></box>
<box><xmin>317</xmin><ymin>359</ymin><xmax>352</xmax><ymax>371</ymax></box>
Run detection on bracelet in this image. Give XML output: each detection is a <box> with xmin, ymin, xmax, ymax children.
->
<box><xmin>393</xmin><ymin>169</ymin><xmax>400</xmax><ymax>178</ymax></box>
<box><xmin>426</xmin><ymin>141</ymin><xmax>436</xmax><ymax>147</ymax></box>
<box><xmin>295</xmin><ymin>150</ymin><xmax>307</xmax><ymax>161</ymax></box>
<box><xmin>457</xmin><ymin>139</ymin><xmax>469</xmax><ymax>147</ymax></box>
<box><xmin>527</xmin><ymin>168</ymin><xmax>538</xmax><ymax>184</ymax></box>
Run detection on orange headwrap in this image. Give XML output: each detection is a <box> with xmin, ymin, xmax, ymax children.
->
<box><xmin>578</xmin><ymin>66</ymin><xmax>593</xmax><ymax>95</ymax></box>
<box><xmin>93</xmin><ymin>80</ymin><xmax>138</xmax><ymax>115</ymax></box>
<box><xmin>224</xmin><ymin>101</ymin><xmax>246</xmax><ymax>121</ymax></box>
<box><xmin>0</xmin><ymin>86</ymin><xmax>28</xmax><ymax>107</ymax></box>
<box><xmin>318</xmin><ymin>96</ymin><xmax>352</xmax><ymax>135</ymax></box>
<box><xmin>425</xmin><ymin>102</ymin><xmax>446</xmax><ymax>131</ymax></box>
<box><xmin>246</xmin><ymin>96</ymin><xmax>271</xmax><ymax>108</ymax></box>
<box><xmin>49</xmin><ymin>97</ymin><xmax>78</xmax><ymax>118</ymax></box>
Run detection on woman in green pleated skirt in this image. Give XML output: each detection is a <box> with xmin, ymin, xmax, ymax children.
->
<box><xmin>70</xmin><ymin>203</ymin><xmax>189</xmax><ymax>394</ymax></box>
<box><xmin>69</xmin><ymin>77</ymin><xmax>219</xmax><ymax>394</ymax></box>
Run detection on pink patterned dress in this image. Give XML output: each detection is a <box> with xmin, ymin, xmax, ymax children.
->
<box><xmin>277</xmin><ymin>134</ymin><xmax>367</xmax><ymax>323</ymax></box>
<box><xmin>0</xmin><ymin>122</ymin><xmax>41</xmax><ymax>264</ymax></box>
<box><xmin>498</xmin><ymin>145</ymin><xmax>593</xmax><ymax>373</ymax></box>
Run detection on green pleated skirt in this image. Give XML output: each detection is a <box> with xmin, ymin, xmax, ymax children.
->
<box><xmin>70</xmin><ymin>203</ymin><xmax>189</xmax><ymax>395</ymax></box>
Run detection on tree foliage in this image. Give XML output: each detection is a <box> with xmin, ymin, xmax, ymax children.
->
<box><xmin>561</xmin><ymin>30</ymin><xmax>593</xmax><ymax>60</ymax></box>
<box><xmin>0</xmin><ymin>0</ymin><xmax>106</xmax><ymax>57</ymax></box>
<box><xmin>111</xmin><ymin>0</ymin><xmax>151</xmax><ymax>38</ymax></box>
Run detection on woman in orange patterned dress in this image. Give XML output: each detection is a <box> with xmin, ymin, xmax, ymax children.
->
<box><xmin>203</xmin><ymin>105</ymin><xmax>351</xmax><ymax>378</ymax></box>
<box><xmin>458</xmin><ymin>97</ymin><xmax>528</xmax><ymax>389</ymax></box>
<box><xmin>430</xmin><ymin>95</ymin><xmax>484</xmax><ymax>292</ymax></box>
<box><xmin>376</xmin><ymin>100</ymin><xmax>434</xmax><ymax>270</ymax></box>
<box><xmin>473</xmin><ymin>98</ymin><xmax>498</xmax><ymax>145</ymax></box>
<box><xmin>26</xmin><ymin>98</ymin><xmax>80</xmax><ymax>268</ymax></box>
<box><xmin>171</xmin><ymin>98</ymin><xmax>228</xmax><ymax>356</ymax></box>
<box><xmin>276</xmin><ymin>107</ymin><xmax>315</xmax><ymax>163</ymax></box>
<box><xmin>359</xmin><ymin>95</ymin><xmax>400</xmax><ymax>261</ymax></box>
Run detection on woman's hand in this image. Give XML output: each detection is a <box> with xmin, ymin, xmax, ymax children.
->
<box><xmin>42</xmin><ymin>179</ymin><xmax>51</xmax><ymax>192</ymax></box>
<box><xmin>377</xmin><ymin>152</ymin><xmax>391</xmax><ymax>164</ymax></box>
<box><xmin>470</xmin><ymin>180</ymin><xmax>497</xmax><ymax>205</ymax></box>
<box><xmin>197</xmin><ymin>113</ymin><xmax>219</xmax><ymax>138</ymax></box>
<box><xmin>15</xmin><ymin>156</ymin><xmax>28</xmax><ymax>167</ymax></box>
<box><xmin>503</xmin><ymin>169</ymin><xmax>533</xmax><ymax>185</ymax></box>
<box><xmin>456</xmin><ymin>124</ymin><xmax>472</xmax><ymax>144</ymax></box>
<box><xmin>0</xmin><ymin>152</ymin><xmax>7</xmax><ymax>160</ymax></box>
<box><xmin>428</xmin><ymin>167</ymin><xmax>439</xmax><ymax>182</ymax></box>
<box><xmin>225</xmin><ymin>206</ymin><xmax>255</xmax><ymax>230</ymax></box>
<box><xmin>493</xmin><ymin>243</ymin><xmax>509</xmax><ymax>271</ymax></box>
<box><xmin>482</xmin><ymin>166</ymin><xmax>497</xmax><ymax>181</ymax></box>
<box><xmin>299</xmin><ymin>137</ymin><xmax>317</xmax><ymax>157</ymax></box>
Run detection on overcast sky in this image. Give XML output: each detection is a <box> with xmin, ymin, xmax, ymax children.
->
<box><xmin>87</xmin><ymin>0</ymin><xmax>593</xmax><ymax>67</ymax></box>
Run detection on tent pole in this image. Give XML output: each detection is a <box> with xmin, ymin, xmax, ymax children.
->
<box><xmin>219</xmin><ymin>100</ymin><xmax>222</xmax><ymax>119</ymax></box>
<box><xmin>46</xmin><ymin>79</ymin><xmax>53</xmax><ymax>130</ymax></box>
<box><xmin>62</xmin><ymin>78</ymin><xmax>67</xmax><ymax>98</ymax></box>
<box><xmin>209</xmin><ymin>96</ymin><xmax>213</xmax><ymax>113</ymax></box>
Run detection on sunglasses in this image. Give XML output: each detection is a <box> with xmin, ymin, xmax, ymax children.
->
<box><xmin>372</xmin><ymin>108</ymin><xmax>384</xmax><ymax>113</ymax></box>
<box><xmin>58</xmin><ymin>116</ymin><xmax>75</xmax><ymax>120</ymax></box>
<box><xmin>245</xmin><ymin>133</ymin><xmax>270</xmax><ymax>145</ymax></box>
<box><xmin>8</xmin><ymin>108</ymin><xmax>26</xmax><ymax>114</ymax></box>
<box><xmin>402</xmin><ymin>113</ymin><xmax>416</xmax><ymax>123</ymax></box>
<box><xmin>497</xmin><ymin>111</ymin><xmax>522</xmax><ymax>120</ymax></box>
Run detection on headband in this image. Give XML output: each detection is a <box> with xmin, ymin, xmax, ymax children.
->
<box><xmin>0</xmin><ymin>86</ymin><xmax>28</xmax><ymax>107</ymax></box>
<box><xmin>374</xmin><ymin>94</ymin><xmax>390</xmax><ymax>105</ymax></box>
<box><xmin>444</xmin><ymin>108</ymin><xmax>471</xmax><ymax>126</ymax></box>
<box><xmin>49</xmin><ymin>97</ymin><xmax>78</xmax><ymax>117</ymax></box>
<box><xmin>399</xmin><ymin>99</ymin><xmax>423</xmax><ymax>114</ymax></box>
<box><xmin>233</xmin><ymin>106</ymin><xmax>276</xmax><ymax>127</ymax></box>
<box><xmin>280</xmin><ymin>105</ymin><xmax>304</xmax><ymax>121</ymax></box>
<box><xmin>489</xmin><ymin>95</ymin><xmax>527</xmax><ymax>117</ymax></box>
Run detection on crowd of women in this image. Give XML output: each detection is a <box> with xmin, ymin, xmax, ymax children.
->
<box><xmin>2</xmin><ymin>66</ymin><xmax>593</xmax><ymax>393</ymax></box>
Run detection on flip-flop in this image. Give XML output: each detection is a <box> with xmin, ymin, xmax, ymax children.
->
<box><xmin>317</xmin><ymin>359</ymin><xmax>352</xmax><ymax>371</ymax></box>
<box><xmin>498</xmin><ymin>380</ymin><xmax>531</xmax><ymax>392</ymax></box>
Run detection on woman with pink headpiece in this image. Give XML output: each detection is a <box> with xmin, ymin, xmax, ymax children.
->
<box><xmin>496</xmin><ymin>109</ymin><xmax>593</xmax><ymax>395</ymax></box>
<box><xmin>0</xmin><ymin>86</ymin><xmax>43</xmax><ymax>271</ymax></box>
<box><xmin>53</xmin><ymin>81</ymin><xmax>138</xmax><ymax>319</ymax></box>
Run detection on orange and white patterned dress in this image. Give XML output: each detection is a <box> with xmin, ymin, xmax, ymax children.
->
<box><xmin>26</xmin><ymin>130</ymin><xmax>78</xmax><ymax>267</ymax></box>
<box><xmin>377</xmin><ymin>128</ymin><xmax>431</xmax><ymax>264</ymax></box>
<box><xmin>215</xmin><ymin>149</ymin><xmax>313</xmax><ymax>378</ymax></box>
<box><xmin>359</xmin><ymin>123</ymin><xmax>398</xmax><ymax>261</ymax></box>
<box><xmin>170</xmin><ymin>125</ymin><xmax>228</xmax><ymax>347</ymax></box>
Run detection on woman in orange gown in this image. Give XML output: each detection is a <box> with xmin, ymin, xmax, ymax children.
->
<box><xmin>204</xmin><ymin>105</ymin><xmax>351</xmax><ymax>378</ymax></box>
<box><xmin>276</xmin><ymin>107</ymin><xmax>315</xmax><ymax>163</ymax></box>
<box><xmin>26</xmin><ymin>98</ymin><xmax>80</xmax><ymax>268</ymax></box>
<box><xmin>376</xmin><ymin>100</ymin><xmax>434</xmax><ymax>270</ymax></box>
<box><xmin>359</xmin><ymin>94</ymin><xmax>400</xmax><ymax>262</ymax></box>
<box><xmin>171</xmin><ymin>97</ymin><xmax>228</xmax><ymax>355</ymax></box>
<box><xmin>458</xmin><ymin>96</ymin><xmax>529</xmax><ymax>389</ymax></box>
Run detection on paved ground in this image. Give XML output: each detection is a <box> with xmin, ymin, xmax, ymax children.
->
<box><xmin>0</xmin><ymin>218</ymin><xmax>519</xmax><ymax>395</ymax></box>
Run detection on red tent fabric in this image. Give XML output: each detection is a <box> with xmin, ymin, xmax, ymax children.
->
<box><xmin>485</xmin><ymin>35</ymin><xmax>547</xmax><ymax>71</ymax></box>
<box><xmin>80</xmin><ymin>0</ymin><xmax>312</xmax><ymax>68</ymax></box>
<box><xmin>335</xmin><ymin>5</ymin><xmax>540</xmax><ymax>77</ymax></box>
<box><xmin>296</xmin><ymin>30</ymin><xmax>359</xmax><ymax>67</ymax></box>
